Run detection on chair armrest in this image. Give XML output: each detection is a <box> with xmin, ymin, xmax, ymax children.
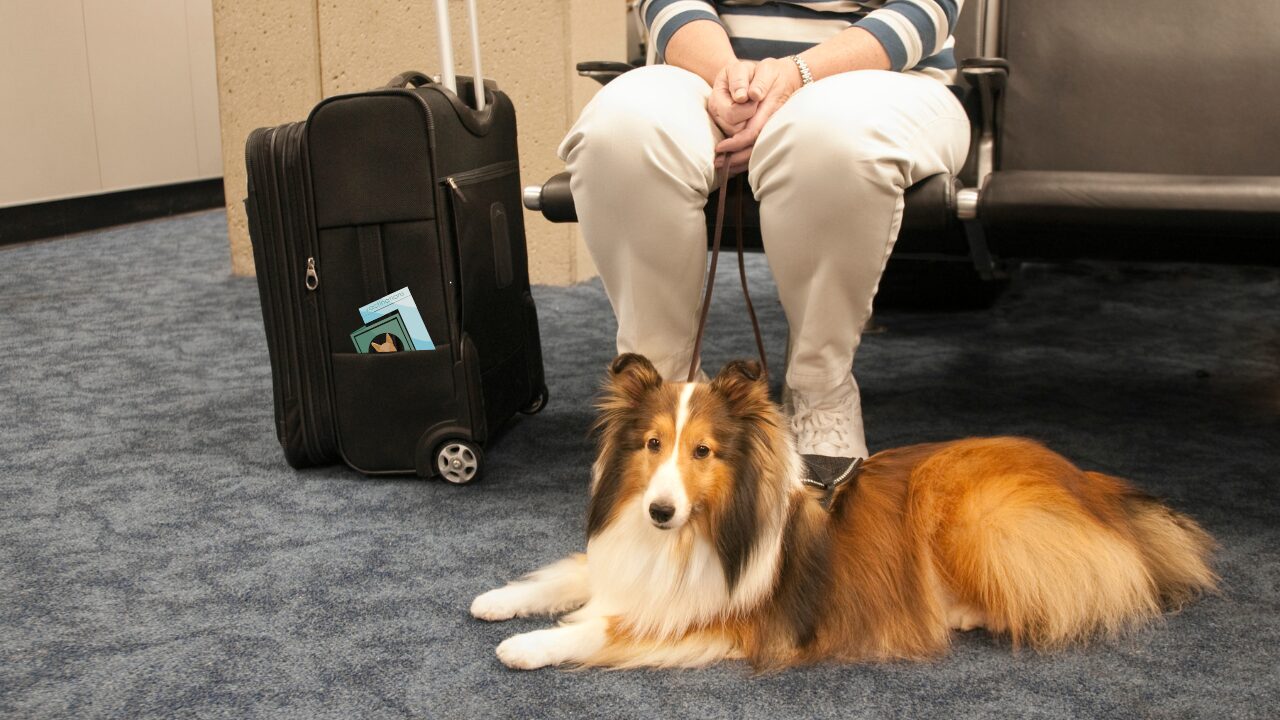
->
<box><xmin>523</xmin><ymin>172</ymin><xmax>577</xmax><ymax>223</ymax></box>
<box><xmin>961</xmin><ymin>57</ymin><xmax>1010</xmax><ymax>75</ymax></box>
<box><xmin>576</xmin><ymin>61</ymin><xmax>639</xmax><ymax>86</ymax></box>
<box><xmin>960</xmin><ymin>57</ymin><xmax>1010</xmax><ymax>185</ymax></box>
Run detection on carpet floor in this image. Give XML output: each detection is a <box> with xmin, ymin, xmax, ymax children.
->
<box><xmin>2</xmin><ymin>210</ymin><xmax>1278</xmax><ymax>719</ymax></box>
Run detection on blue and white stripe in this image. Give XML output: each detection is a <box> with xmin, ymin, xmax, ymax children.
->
<box><xmin>640</xmin><ymin>0</ymin><xmax>961</xmax><ymax>83</ymax></box>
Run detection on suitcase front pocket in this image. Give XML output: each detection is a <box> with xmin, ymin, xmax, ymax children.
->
<box><xmin>443</xmin><ymin>161</ymin><xmax>529</xmax><ymax>371</ymax></box>
<box><xmin>329</xmin><ymin>345</ymin><xmax>458</xmax><ymax>473</ymax></box>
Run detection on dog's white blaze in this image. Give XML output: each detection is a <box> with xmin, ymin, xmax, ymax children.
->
<box><xmin>641</xmin><ymin>383</ymin><xmax>696</xmax><ymax>525</ymax></box>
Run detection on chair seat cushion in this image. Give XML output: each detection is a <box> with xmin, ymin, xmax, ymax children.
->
<box><xmin>982</xmin><ymin>171</ymin><xmax>1280</xmax><ymax>232</ymax></box>
<box><xmin>980</xmin><ymin>170</ymin><xmax>1280</xmax><ymax>262</ymax></box>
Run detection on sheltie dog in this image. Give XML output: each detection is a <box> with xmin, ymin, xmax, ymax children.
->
<box><xmin>472</xmin><ymin>354</ymin><xmax>1217</xmax><ymax>670</ymax></box>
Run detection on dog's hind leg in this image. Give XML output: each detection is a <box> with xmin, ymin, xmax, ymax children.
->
<box><xmin>471</xmin><ymin>553</ymin><xmax>591</xmax><ymax>621</ymax></box>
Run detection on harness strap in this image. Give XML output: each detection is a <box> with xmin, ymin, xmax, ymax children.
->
<box><xmin>687</xmin><ymin>153</ymin><xmax>769</xmax><ymax>382</ymax></box>
<box><xmin>801</xmin><ymin>456</ymin><xmax>865</xmax><ymax>509</ymax></box>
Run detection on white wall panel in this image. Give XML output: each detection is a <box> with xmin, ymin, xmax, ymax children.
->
<box><xmin>0</xmin><ymin>0</ymin><xmax>102</xmax><ymax>206</ymax></box>
<box><xmin>186</xmin><ymin>0</ymin><xmax>222</xmax><ymax>178</ymax></box>
<box><xmin>82</xmin><ymin>0</ymin><xmax>199</xmax><ymax>190</ymax></box>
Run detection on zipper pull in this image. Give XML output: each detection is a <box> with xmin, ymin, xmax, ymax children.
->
<box><xmin>305</xmin><ymin>257</ymin><xmax>319</xmax><ymax>291</ymax></box>
<box><xmin>446</xmin><ymin>177</ymin><xmax>468</xmax><ymax>204</ymax></box>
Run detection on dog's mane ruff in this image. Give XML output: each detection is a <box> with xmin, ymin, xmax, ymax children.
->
<box><xmin>704</xmin><ymin>362</ymin><xmax>803</xmax><ymax>620</ymax></box>
<box><xmin>746</xmin><ymin>489</ymin><xmax>833</xmax><ymax>668</ymax></box>
<box><xmin>587</xmin><ymin>355</ymin><xmax>664</xmax><ymax>538</ymax></box>
<box><xmin>706</xmin><ymin>370</ymin><xmax>787</xmax><ymax>591</ymax></box>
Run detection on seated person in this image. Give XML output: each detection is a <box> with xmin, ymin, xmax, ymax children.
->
<box><xmin>559</xmin><ymin>0</ymin><xmax>970</xmax><ymax>480</ymax></box>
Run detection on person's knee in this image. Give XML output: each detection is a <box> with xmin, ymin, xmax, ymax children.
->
<box><xmin>559</xmin><ymin>65</ymin><xmax>713</xmax><ymax>172</ymax></box>
<box><xmin>752</xmin><ymin>74</ymin><xmax>935</xmax><ymax>190</ymax></box>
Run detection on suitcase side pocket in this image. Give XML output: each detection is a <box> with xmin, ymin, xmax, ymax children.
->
<box><xmin>442</xmin><ymin>160</ymin><xmax>538</xmax><ymax>433</ymax></box>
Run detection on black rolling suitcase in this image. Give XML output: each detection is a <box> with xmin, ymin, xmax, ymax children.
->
<box><xmin>243</xmin><ymin>0</ymin><xmax>546</xmax><ymax>483</ymax></box>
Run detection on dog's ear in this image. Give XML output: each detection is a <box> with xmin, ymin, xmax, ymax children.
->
<box><xmin>710</xmin><ymin>359</ymin><xmax>768</xmax><ymax>408</ymax></box>
<box><xmin>711</xmin><ymin>359</ymin><xmax>777</xmax><ymax>421</ymax></box>
<box><xmin>717</xmin><ymin>359</ymin><xmax>764</xmax><ymax>383</ymax></box>
<box><xmin>602</xmin><ymin>353</ymin><xmax>663</xmax><ymax>407</ymax></box>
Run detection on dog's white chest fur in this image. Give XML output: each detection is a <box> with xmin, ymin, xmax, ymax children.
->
<box><xmin>581</xmin><ymin>498</ymin><xmax>733</xmax><ymax>639</ymax></box>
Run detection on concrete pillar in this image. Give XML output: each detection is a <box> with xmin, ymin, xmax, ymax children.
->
<box><xmin>213</xmin><ymin>0</ymin><xmax>626</xmax><ymax>284</ymax></box>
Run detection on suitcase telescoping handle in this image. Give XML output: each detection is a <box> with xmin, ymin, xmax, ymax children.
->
<box><xmin>433</xmin><ymin>0</ymin><xmax>486</xmax><ymax>111</ymax></box>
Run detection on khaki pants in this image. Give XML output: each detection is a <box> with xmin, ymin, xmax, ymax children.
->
<box><xmin>559</xmin><ymin>65</ymin><xmax>970</xmax><ymax>453</ymax></box>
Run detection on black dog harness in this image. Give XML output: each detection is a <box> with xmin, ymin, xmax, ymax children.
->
<box><xmin>802</xmin><ymin>455</ymin><xmax>864</xmax><ymax>510</ymax></box>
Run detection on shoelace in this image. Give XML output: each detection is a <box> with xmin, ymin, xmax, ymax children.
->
<box><xmin>791</xmin><ymin>393</ymin><xmax>854</xmax><ymax>455</ymax></box>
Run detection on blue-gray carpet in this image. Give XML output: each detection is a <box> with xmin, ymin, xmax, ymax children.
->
<box><xmin>2</xmin><ymin>210</ymin><xmax>1278</xmax><ymax>719</ymax></box>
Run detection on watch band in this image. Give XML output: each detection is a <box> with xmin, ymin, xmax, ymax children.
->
<box><xmin>789</xmin><ymin>54</ymin><xmax>814</xmax><ymax>86</ymax></box>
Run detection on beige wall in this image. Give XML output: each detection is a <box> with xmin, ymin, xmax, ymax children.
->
<box><xmin>0</xmin><ymin>0</ymin><xmax>222</xmax><ymax>207</ymax></box>
<box><xmin>213</xmin><ymin>0</ymin><xmax>626</xmax><ymax>284</ymax></box>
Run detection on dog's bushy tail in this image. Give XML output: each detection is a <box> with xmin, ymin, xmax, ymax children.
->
<box><xmin>1108</xmin><ymin>477</ymin><xmax>1218</xmax><ymax>611</ymax></box>
<box><xmin>943</xmin><ymin>465</ymin><xmax>1216</xmax><ymax>650</ymax></box>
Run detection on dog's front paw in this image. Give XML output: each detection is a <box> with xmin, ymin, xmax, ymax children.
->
<box><xmin>471</xmin><ymin>587</ymin><xmax>523</xmax><ymax>621</ymax></box>
<box><xmin>496</xmin><ymin>630</ymin><xmax>561</xmax><ymax>670</ymax></box>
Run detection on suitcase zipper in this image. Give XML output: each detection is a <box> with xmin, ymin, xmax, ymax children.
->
<box><xmin>305</xmin><ymin>257</ymin><xmax>319</xmax><ymax>290</ymax></box>
<box><xmin>270</xmin><ymin>122</ymin><xmax>331</xmax><ymax>466</ymax></box>
<box><xmin>445</xmin><ymin>177</ymin><xmax>467</xmax><ymax>204</ymax></box>
<box><xmin>284</xmin><ymin>121</ymin><xmax>335</xmax><ymax>465</ymax></box>
<box><xmin>268</xmin><ymin>125</ymin><xmax>319</xmax><ymax>464</ymax></box>
<box><xmin>442</xmin><ymin>159</ymin><xmax>519</xmax><ymax>197</ymax></box>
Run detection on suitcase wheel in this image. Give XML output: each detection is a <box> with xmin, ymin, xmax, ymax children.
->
<box><xmin>436</xmin><ymin>439</ymin><xmax>483</xmax><ymax>484</ymax></box>
<box><xmin>521</xmin><ymin>385</ymin><xmax>549</xmax><ymax>415</ymax></box>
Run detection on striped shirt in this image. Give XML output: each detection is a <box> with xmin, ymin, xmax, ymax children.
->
<box><xmin>641</xmin><ymin>0</ymin><xmax>961</xmax><ymax>84</ymax></box>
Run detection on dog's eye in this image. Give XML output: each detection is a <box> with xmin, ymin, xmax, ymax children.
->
<box><xmin>693</xmin><ymin>444</ymin><xmax>711</xmax><ymax>459</ymax></box>
<box><xmin>646</xmin><ymin>437</ymin><xmax>661</xmax><ymax>452</ymax></box>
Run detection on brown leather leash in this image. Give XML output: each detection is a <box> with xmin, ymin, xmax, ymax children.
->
<box><xmin>686</xmin><ymin>155</ymin><xmax>861</xmax><ymax>507</ymax></box>
<box><xmin>687</xmin><ymin>153</ymin><xmax>769</xmax><ymax>383</ymax></box>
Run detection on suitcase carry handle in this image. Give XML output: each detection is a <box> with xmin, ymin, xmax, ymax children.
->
<box><xmin>386</xmin><ymin>71</ymin><xmax>434</xmax><ymax>89</ymax></box>
<box><xmin>433</xmin><ymin>0</ymin><xmax>486</xmax><ymax>111</ymax></box>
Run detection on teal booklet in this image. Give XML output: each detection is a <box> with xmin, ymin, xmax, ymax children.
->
<box><xmin>358</xmin><ymin>287</ymin><xmax>434</xmax><ymax>351</ymax></box>
<box><xmin>351</xmin><ymin>310</ymin><xmax>416</xmax><ymax>353</ymax></box>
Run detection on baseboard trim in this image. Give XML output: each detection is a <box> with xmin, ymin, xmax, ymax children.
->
<box><xmin>0</xmin><ymin>178</ymin><xmax>225</xmax><ymax>247</ymax></box>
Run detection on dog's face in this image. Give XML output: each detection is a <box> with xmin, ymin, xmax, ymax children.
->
<box><xmin>590</xmin><ymin>354</ymin><xmax>783</xmax><ymax>534</ymax></box>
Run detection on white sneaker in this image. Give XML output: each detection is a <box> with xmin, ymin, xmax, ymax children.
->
<box><xmin>783</xmin><ymin>375</ymin><xmax>868</xmax><ymax>459</ymax></box>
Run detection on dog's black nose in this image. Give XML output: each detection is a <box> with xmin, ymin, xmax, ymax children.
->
<box><xmin>649</xmin><ymin>502</ymin><xmax>676</xmax><ymax>525</ymax></box>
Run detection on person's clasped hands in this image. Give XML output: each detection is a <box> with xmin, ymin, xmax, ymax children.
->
<box><xmin>708</xmin><ymin>57</ymin><xmax>805</xmax><ymax>176</ymax></box>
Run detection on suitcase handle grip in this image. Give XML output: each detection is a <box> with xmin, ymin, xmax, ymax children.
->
<box><xmin>386</xmin><ymin>71</ymin><xmax>434</xmax><ymax>89</ymax></box>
